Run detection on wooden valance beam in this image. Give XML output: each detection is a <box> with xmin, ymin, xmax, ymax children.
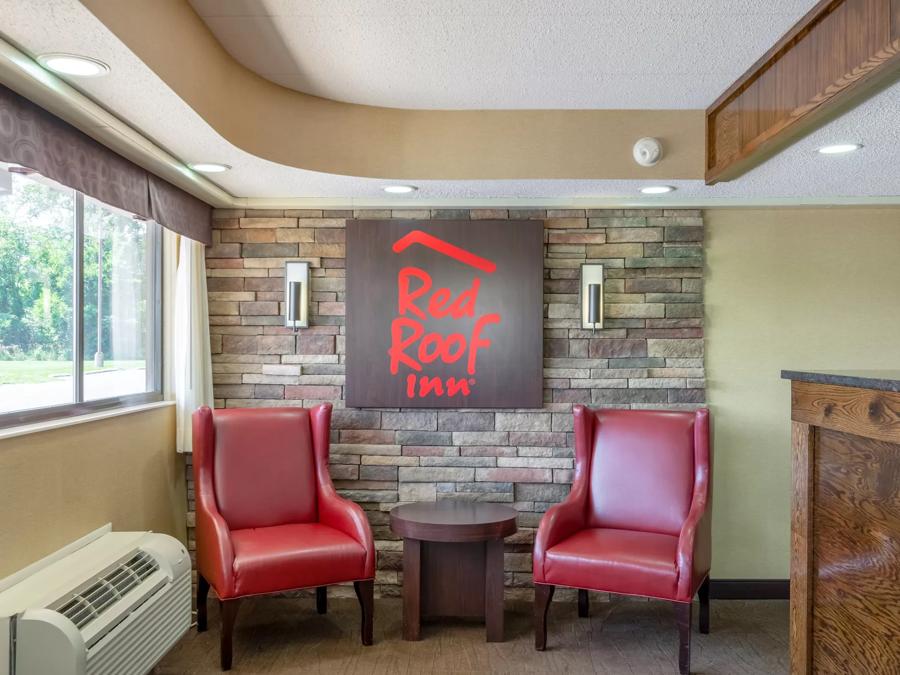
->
<box><xmin>706</xmin><ymin>0</ymin><xmax>900</xmax><ymax>184</ymax></box>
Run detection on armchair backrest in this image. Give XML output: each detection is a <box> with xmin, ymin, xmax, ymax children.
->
<box><xmin>196</xmin><ymin>407</ymin><xmax>320</xmax><ymax>530</ymax></box>
<box><xmin>584</xmin><ymin>408</ymin><xmax>708</xmax><ymax>537</ymax></box>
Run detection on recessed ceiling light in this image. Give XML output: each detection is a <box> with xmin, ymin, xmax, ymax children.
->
<box><xmin>383</xmin><ymin>185</ymin><xmax>418</xmax><ymax>194</ymax></box>
<box><xmin>639</xmin><ymin>185</ymin><xmax>675</xmax><ymax>195</ymax></box>
<box><xmin>36</xmin><ymin>53</ymin><xmax>110</xmax><ymax>78</ymax></box>
<box><xmin>817</xmin><ymin>143</ymin><xmax>862</xmax><ymax>155</ymax></box>
<box><xmin>189</xmin><ymin>163</ymin><xmax>231</xmax><ymax>173</ymax></box>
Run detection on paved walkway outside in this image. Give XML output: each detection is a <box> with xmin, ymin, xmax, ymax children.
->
<box><xmin>0</xmin><ymin>368</ymin><xmax>146</xmax><ymax>413</ymax></box>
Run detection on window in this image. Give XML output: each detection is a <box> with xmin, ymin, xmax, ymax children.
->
<box><xmin>0</xmin><ymin>167</ymin><xmax>161</xmax><ymax>427</ymax></box>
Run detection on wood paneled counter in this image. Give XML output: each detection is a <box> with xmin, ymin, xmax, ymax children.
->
<box><xmin>782</xmin><ymin>370</ymin><xmax>900</xmax><ymax>674</ymax></box>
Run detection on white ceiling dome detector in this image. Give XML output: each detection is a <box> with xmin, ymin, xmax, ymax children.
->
<box><xmin>36</xmin><ymin>53</ymin><xmax>109</xmax><ymax>77</ymax></box>
<box><xmin>383</xmin><ymin>185</ymin><xmax>418</xmax><ymax>194</ymax></box>
<box><xmin>817</xmin><ymin>143</ymin><xmax>863</xmax><ymax>155</ymax></box>
<box><xmin>189</xmin><ymin>162</ymin><xmax>232</xmax><ymax>173</ymax></box>
<box><xmin>639</xmin><ymin>185</ymin><xmax>676</xmax><ymax>195</ymax></box>
<box><xmin>633</xmin><ymin>138</ymin><xmax>664</xmax><ymax>167</ymax></box>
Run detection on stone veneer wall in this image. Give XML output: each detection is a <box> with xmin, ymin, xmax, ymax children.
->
<box><xmin>187</xmin><ymin>207</ymin><xmax>705</xmax><ymax>599</ymax></box>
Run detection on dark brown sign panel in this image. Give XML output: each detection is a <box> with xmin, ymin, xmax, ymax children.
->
<box><xmin>346</xmin><ymin>220</ymin><xmax>543</xmax><ymax>408</ymax></box>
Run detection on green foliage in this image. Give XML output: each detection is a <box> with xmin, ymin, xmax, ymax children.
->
<box><xmin>0</xmin><ymin>181</ymin><xmax>73</xmax><ymax>359</ymax></box>
<box><xmin>0</xmin><ymin>176</ymin><xmax>148</xmax><ymax>362</ymax></box>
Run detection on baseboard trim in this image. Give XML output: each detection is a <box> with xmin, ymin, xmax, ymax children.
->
<box><xmin>709</xmin><ymin>579</ymin><xmax>789</xmax><ymax>600</ymax></box>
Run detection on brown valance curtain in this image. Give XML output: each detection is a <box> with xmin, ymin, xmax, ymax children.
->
<box><xmin>0</xmin><ymin>84</ymin><xmax>211</xmax><ymax>244</ymax></box>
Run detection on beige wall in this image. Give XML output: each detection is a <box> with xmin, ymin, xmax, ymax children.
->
<box><xmin>0</xmin><ymin>404</ymin><xmax>185</xmax><ymax>578</ymax></box>
<box><xmin>705</xmin><ymin>207</ymin><xmax>900</xmax><ymax>578</ymax></box>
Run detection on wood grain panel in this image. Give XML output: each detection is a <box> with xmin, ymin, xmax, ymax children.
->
<box><xmin>893</xmin><ymin>0</ymin><xmax>900</xmax><ymax>39</ymax></box>
<box><xmin>421</xmin><ymin>541</ymin><xmax>487</xmax><ymax>619</ymax></box>
<box><xmin>402</xmin><ymin>538</ymin><xmax>421</xmax><ymax>641</ymax></box>
<box><xmin>790</xmin><ymin>422</ymin><xmax>815</xmax><ymax>675</ymax></box>
<box><xmin>706</xmin><ymin>0</ymin><xmax>900</xmax><ymax>183</ymax></box>
<box><xmin>811</xmin><ymin>428</ymin><xmax>900</xmax><ymax>674</ymax></box>
<box><xmin>790</xmin><ymin>380</ymin><xmax>900</xmax><ymax>444</ymax></box>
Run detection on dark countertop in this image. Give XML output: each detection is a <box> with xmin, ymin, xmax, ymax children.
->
<box><xmin>781</xmin><ymin>370</ymin><xmax>900</xmax><ymax>393</ymax></box>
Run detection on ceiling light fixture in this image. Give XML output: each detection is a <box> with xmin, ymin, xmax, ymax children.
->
<box><xmin>817</xmin><ymin>143</ymin><xmax>862</xmax><ymax>155</ymax></box>
<box><xmin>36</xmin><ymin>53</ymin><xmax>110</xmax><ymax>78</ymax></box>
<box><xmin>189</xmin><ymin>163</ymin><xmax>231</xmax><ymax>173</ymax></box>
<box><xmin>639</xmin><ymin>185</ymin><xmax>675</xmax><ymax>195</ymax></box>
<box><xmin>383</xmin><ymin>185</ymin><xmax>418</xmax><ymax>194</ymax></box>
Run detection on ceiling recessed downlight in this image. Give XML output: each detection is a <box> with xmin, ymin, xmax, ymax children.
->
<box><xmin>189</xmin><ymin>163</ymin><xmax>231</xmax><ymax>173</ymax></box>
<box><xmin>36</xmin><ymin>53</ymin><xmax>110</xmax><ymax>77</ymax></box>
<box><xmin>817</xmin><ymin>143</ymin><xmax>862</xmax><ymax>155</ymax></box>
<box><xmin>639</xmin><ymin>185</ymin><xmax>675</xmax><ymax>195</ymax></box>
<box><xmin>383</xmin><ymin>185</ymin><xmax>418</xmax><ymax>194</ymax></box>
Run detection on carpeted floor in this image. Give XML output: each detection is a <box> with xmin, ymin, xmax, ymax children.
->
<box><xmin>156</xmin><ymin>596</ymin><xmax>788</xmax><ymax>674</ymax></box>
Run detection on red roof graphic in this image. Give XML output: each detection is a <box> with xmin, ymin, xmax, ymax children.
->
<box><xmin>392</xmin><ymin>230</ymin><xmax>497</xmax><ymax>274</ymax></box>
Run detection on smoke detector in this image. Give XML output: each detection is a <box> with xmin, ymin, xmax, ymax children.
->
<box><xmin>632</xmin><ymin>137</ymin><xmax>663</xmax><ymax>167</ymax></box>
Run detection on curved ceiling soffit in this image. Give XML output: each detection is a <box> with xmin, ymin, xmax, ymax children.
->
<box><xmin>80</xmin><ymin>0</ymin><xmax>705</xmax><ymax>182</ymax></box>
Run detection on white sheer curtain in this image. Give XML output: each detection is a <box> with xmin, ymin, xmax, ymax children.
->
<box><xmin>164</xmin><ymin>229</ymin><xmax>213</xmax><ymax>453</ymax></box>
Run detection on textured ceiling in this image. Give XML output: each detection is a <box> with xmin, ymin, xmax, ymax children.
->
<box><xmin>188</xmin><ymin>0</ymin><xmax>818</xmax><ymax>109</ymax></box>
<box><xmin>1</xmin><ymin>0</ymin><xmax>898</xmax><ymax>202</ymax></box>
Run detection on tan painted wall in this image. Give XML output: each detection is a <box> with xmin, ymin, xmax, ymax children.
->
<box><xmin>0</xmin><ymin>404</ymin><xmax>185</xmax><ymax>578</ymax></box>
<box><xmin>704</xmin><ymin>207</ymin><xmax>900</xmax><ymax>578</ymax></box>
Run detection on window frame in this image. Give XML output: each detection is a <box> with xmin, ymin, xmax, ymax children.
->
<box><xmin>0</xmin><ymin>183</ymin><xmax>163</xmax><ymax>429</ymax></box>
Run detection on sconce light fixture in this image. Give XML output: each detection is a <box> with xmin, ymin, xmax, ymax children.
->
<box><xmin>581</xmin><ymin>264</ymin><xmax>604</xmax><ymax>331</ymax></box>
<box><xmin>284</xmin><ymin>260</ymin><xmax>309</xmax><ymax>333</ymax></box>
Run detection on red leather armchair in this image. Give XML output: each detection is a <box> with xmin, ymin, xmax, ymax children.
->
<box><xmin>192</xmin><ymin>404</ymin><xmax>375</xmax><ymax>670</ymax></box>
<box><xmin>533</xmin><ymin>405</ymin><xmax>711</xmax><ymax>674</ymax></box>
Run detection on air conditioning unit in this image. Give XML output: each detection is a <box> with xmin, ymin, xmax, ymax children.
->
<box><xmin>0</xmin><ymin>525</ymin><xmax>191</xmax><ymax>675</ymax></box>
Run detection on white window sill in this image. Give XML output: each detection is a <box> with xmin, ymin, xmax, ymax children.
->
<box><xmin>0</xmin><ymin>400</ymin><xmax>175</xmax><ymax>441</ymax></box>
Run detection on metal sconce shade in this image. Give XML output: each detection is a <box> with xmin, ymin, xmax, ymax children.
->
<box><xmin>284</xmin><ymin>261</ymin><xmax>309</xmax><ymax>329</ymax></box>
<box><xmin>287</xmin><ymin>281</ymin><xmax>304</xmax><ymax>325</ymax></box>
<box><xmin>587</xmin><ymin>283</ymin><xmax>602</xmax><ymax>325</ymax></box>
<box><xmin>581</xmin><ymin>263</ymin><xmax>604</xmax><ymax>329</ymax></box>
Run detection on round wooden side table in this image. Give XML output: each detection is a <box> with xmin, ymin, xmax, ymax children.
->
<box><xmin>390</xmin><ymin>501</ymin><xmax>518</xmax><ymax>642</ymax></box>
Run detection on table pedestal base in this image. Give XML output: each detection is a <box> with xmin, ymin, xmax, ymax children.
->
<box><xmin>402</xmin><ymin>537</ymin><xmax>505</xmax><ymax>642</ymax></box>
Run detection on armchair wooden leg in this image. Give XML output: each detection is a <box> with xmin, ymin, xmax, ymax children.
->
<box><xmin>220</xmin><ymin>599</ymin><xmax>241</xmax><ymax>671</ymax></box>
<box><xmin>675</xmin><ymin>601</ymin><xmax>691</xmax><ymax>675</ymax></box>
<box><xmin>354</xmin><ymin>580</ymin><xmax>374</xmax><ymax>646</ymax></box>
<box><xmin>577</xmin><ymin>589</ymin><xmax>589</xmax><ymax>618</ymax></box>
<box><xmin>196</xmin><ymin>574</ymin><xmax>209</xmax><ymax>632</ymax></box>
<box><xmin>698</xmin><ymin>577</ymin><xmax>710</xmax><ymax>634</ymax></box>
<box><xmin>534</xmin><ymin>584</ymin><xmax>555</xmax><ymax>651</ymax></box>
<box><xmin>316</xmin><ymin>586</ymin><xmax>328</xmax><ymax>615</ymax></box>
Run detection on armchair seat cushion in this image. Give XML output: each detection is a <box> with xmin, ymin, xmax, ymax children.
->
<box><xmin>543</xmin><ymin>528</ymin><xmax>679</xmax><ymax>600</ymax></box>
<box><xmin>230</xmin><ymin>523</ymin><xmax>368</xmax><ymax>597</ymax></box>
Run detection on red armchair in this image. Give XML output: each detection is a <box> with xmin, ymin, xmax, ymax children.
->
<box><xmin>533</xmin><ymin>405</ymin><xmax>711</xmax><ymax>674</ymax></box>
<box><xmin>192</xmin><ymin>404</ymin><xmax>376</xmax><ymax>670</ymax></box>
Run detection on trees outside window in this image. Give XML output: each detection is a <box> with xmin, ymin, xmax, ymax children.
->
<box><xmin>0</xmin><ymin>168</ymin><xmax>161</xmax><ymax>424</ymax></box>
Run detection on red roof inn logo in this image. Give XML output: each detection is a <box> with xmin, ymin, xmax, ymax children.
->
<box><xmin>389</xmin><ymin>230</ymin><xmax>501</xmax><ymax>399</ymax></box>
<box><xmin>346</xmin><ymin>219</ymin><xmax>542</xmax><ymax>409</ymax></box>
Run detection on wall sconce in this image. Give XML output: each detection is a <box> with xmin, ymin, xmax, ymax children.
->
<box><xmin>284</xmin><ymin>261</ymin><xmax>309</xmax><ymax>331</ymax></box>
<box><xmin>581</xmin><ymin>264</ymin><xmax>604</xmax><ymax>331</ymax></box>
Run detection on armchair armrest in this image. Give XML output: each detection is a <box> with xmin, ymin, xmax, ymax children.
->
<box><xmin>310</xmin><ymin>404</ymin><xmax>376</xmax><ymax>578</ymax></box>
<box><xmin>533</xmin><ymin>484</ymin><xmax>589</xmax><ymax>581</ymax></box>
<box><xmin>676</xmin><ymin>408</ymin><xmax>711</xmax><ymax>601</ymax></box>
<box><xmin>533</xmin><ymin>404</ymin><xmax>593</xmax><ymax>583</ymax></box>
<box><xmin>195</xmin><ymin>502</ymin><xmax>235</xmax><ymax>597</ymax></box>
<box><xmin>192</xmin><ymin>406</ymin><xmax>235</xmax><ymax>598</ymax></box>
<box><xmin>319</xmin><ymin>489</ymin><xmax>376</xmax><ymax>577</ymax></box>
